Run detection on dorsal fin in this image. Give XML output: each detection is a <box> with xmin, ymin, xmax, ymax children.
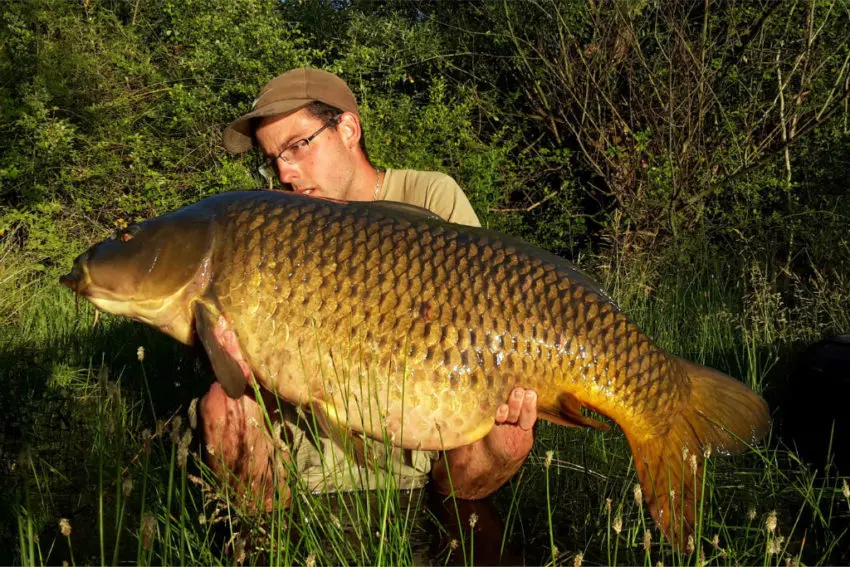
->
<box><xmin>347</xmin><ymin>199</ymin><xmax>445</xmax><ymax>223</ymax></box>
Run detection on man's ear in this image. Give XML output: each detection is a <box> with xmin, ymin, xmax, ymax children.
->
<box><xmin>336</xmin><ymin>112</ymin><xmax>362</xmax><ymax>152</ymax></box>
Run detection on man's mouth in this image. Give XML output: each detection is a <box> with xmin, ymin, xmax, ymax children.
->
<box><xmin>294</xmin><ymin>187</ymin><xmax>316</xmax><ymax>196</ymax></box>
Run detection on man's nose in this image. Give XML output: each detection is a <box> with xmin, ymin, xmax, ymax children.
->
<box><xmin>277</xmin><ymin>160</ymin><xmax>299</xmax><ymax>184</ymax></box>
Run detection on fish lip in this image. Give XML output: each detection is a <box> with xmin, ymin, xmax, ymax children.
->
<box><xmin>59</xmin><ymin>272</ymin><xmax>84</xmax><ymax>294</ymax></box>
<box><xmin>59</xmin><ymin>261</ymin><xmax>88</xmax><ymax>294</ymax></box>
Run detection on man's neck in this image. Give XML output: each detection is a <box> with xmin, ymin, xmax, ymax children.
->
<box><xmin>343</xmin><ymin>164</ymin><xmax>382</xmax><ymax>202</ymax></box>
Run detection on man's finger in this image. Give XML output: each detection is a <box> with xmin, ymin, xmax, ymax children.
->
<box><xmin>505</xmin><ymin>388</ymin><xmax>524</xmax><ymax>422</ymax></box>
<box><xmin>518</xmin><ymin>390</ymin><xmax>537</xmax><ymax>432</ymax></box>
<box><xmin>495</xmin><ymin>403</ymin><xmax>509</xmax><ymax>423</ymax></box>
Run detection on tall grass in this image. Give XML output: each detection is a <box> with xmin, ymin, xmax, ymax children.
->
<box><xmin>2</xmin><ymin>250</ymin><xmax>849</xmax><ymax>565</ymax></box>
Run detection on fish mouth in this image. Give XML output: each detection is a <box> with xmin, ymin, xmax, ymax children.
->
<box><xmin>59</xmin><ymin>265</ymin><xmax>85</xmax><ymax>294</ymax></box>
<box><xmin>59</xmin><ymin>251</ymin><xmax>92</xmax><ymax>295</ymax></box>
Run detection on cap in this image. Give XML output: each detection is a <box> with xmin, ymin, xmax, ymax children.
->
<box><xmin>222</xmin><ymin>68</ymin><xmax>359</xmax><ymax>153</ymax></box>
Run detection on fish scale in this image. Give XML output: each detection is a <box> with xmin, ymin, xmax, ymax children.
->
<box><xmin>61</xmin><ymin>191</ymin><xmax>769</xmax><ymax>549</ymax></box>
<box><xmin>206</xmin><ymin>195</ymin><xmax>682</xmax><ymax>448</ymax></box>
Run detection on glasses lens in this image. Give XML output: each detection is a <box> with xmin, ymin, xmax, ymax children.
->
<box><xmin>281</xmin><ymin>140</ymin><xmax>309</xmax><ymax>164</ymax></box>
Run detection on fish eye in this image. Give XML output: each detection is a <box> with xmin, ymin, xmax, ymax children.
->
<box><xmin>114</xmin><ymin>224</ymin><xmax>141</xmax><ymax>243</ymax></box>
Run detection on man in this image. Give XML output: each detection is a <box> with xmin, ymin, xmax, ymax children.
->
<box><xmin>200</xmin><ymin>68</ymin><xmax>538</xmax><ymax>509</ymax></box>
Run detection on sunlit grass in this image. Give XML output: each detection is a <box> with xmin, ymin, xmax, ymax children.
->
<box><xmin>2</xmin><ymin>255</ymin><xmax>849</xmax><ymax>565</ymax></box>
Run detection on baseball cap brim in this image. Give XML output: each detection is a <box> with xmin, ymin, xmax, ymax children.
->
<box><xmin>222</xmin><ymin>99</ymin><xmax>313</xmax><ymax>153</ymax></box>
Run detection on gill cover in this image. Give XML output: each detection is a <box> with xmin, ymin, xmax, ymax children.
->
<box><xmin>61</xmin><ymin>201</ymin><xmax>217</xmax><ymax>343</ymax></box>
<box><xmin>84</xmin><ymin>210</ymin><xmax>213</xmax><ymax>301</ymax></box>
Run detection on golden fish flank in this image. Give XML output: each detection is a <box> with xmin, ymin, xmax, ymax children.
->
<box><xmin>60</xmin><ymin>191</ymin><xmax>770</xmax><ymax>550</ymax></box>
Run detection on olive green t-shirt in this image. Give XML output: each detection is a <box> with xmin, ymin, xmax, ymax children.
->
<box><xmin>284</xmin><ymin>168</ymin><xmax>479</xmax><ymax>493</ymax></box>
<box><xmin>378</xmin><ymin>168</ymin><xmax>481</xmax><ymax>227</ymax></box>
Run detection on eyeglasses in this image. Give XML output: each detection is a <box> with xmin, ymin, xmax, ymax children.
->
<box><xmin>258</xmin><ymin>115</ymin><xmax>340</xmax><ymax>186</ymax></box>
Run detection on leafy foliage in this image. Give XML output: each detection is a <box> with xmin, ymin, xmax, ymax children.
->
<box><xmin>2</xmin><ymin>2</ymin><xmax>850</xmax><ymax>564</ymax></box>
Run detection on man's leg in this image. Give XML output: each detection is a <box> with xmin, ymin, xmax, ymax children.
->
<box><xmin>199</xmin><ymin>382</ymin><xmax>290</xmax><ymax>511</ymax></box>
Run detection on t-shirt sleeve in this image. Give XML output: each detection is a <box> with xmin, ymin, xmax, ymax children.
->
<box><xmin>422</xmin><ymin>174</ymin><xmax>481</xmax><ymax>228</ymax></box>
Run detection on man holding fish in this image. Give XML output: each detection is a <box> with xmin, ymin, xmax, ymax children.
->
<box><xmin>61</xmin><ymin>67</ymin><xmax>769</xmax><ymax>547</ymax></box>
<box><xmin>203</xmin><ymin>67</ymin><xmax>540</xmax><ymax>507</ymax></box>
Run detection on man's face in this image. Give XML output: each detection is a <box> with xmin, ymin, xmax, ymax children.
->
<box><xmin>255</xmin><ymin>108</ymin><xmax>359</xmax><ymax>201</ymax></box>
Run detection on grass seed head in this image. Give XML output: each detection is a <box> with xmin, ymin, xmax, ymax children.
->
<box><xmin>747</xmin><ymin>506</ymin><xmax>757</xmax><ymax>521</ymax></box>
<box><xmin>634</xmin><ymin>483</ymin><xmax>643</xmax><ymax>506</ymax></box>
<box><xmin>178</xmin><ymin>428</ymin><xmax>193</xmax><ymax>469</ymax></box>
<box><xmin>188</xmin><ymin>398</ymin><xmax>198</xmax><ymax>430</ymax></box>
<box><xmin>141</xmin><ymin>513</ymin><xmax>156</xmax><ymax>550</ymax></box>
<box><xmin>545</xmin><ymin>450</ymin><xmax>554</xmax><ymax>469</ymax></box>
<box><xmin>613</xmin><ymin>514</ymin><xmax>623</xmax><ymax>534</ymax></box>
<box><xmin>170</xmin><ymin>416</ymin><xmax>182</xmax><ymax>444</ymax></box>
<box><xmin>712</xmin><ymin>534</ymin><xmax>720</xmax><ymax>549</ymax></box>
<box><xmin>842</xmin><ymin>479</ymin><xmax>849</xmax><ymax>499</ymax></box>
<box><xmin>606</xmin><ymin>497</ymin><xmax>612</xmax><ymax>514</ymax></box>
<box><xmin>136</xmin><ymin>346</ymin><xmax>144</xmax><ymax>362</ymax></box>
<box><xmin>122</xmin><ymin>476</ymin><xmax>133</xmax><ymax>498</ymax></box>
<box><xmin>59</xmin><ymin>518</ymin><xmax>71</xmax><ymax>537</ymax></box>
<box><xmin>469</xmin><ymin>512</ymin><xmax>478</xmax><ymax>530</ymax></box>
<box><xmin>643</xmin><ymin>528</ymin><xmax>652</xmax><ymax>551</ymax></box>
<box><xmin>686</xmin><ymin>534</ymin><xmax>695</xmax><ymax>554</ymax></box>
<box><xmin>703</xmin><ymin>443</ymin><xmax>712</xmax><ymax>459</ymax></box>
<box><xmin>767</xmin><ymin>535</ymin><xmax>785</xmax><ymax>555</ymax></box>
<box><xmin>766</xmin><ymin>510</ymin><xmax>778</xmax><ymax>533</ymax></box>
<box><xmin>573</xmin><ymin>551</ymin><xmax>583</xmax><ymax>567</ymax></box>
<box><xmin>305</xmin><ymin>552</ymin><xmax>316</xmax><ymax>567</ymax></box>
<box><xmin>689</xmin><ymin>454</ymin><xmax>698</xmax><ymax>475</ymax></box>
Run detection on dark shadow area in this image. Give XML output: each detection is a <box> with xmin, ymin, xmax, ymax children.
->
<box><xmin>762</xmin><ymin>334</ymin><xmax>850</xmax><ymax>565</ymax></box>
<box><xmin>0</xmin><ymin>316</ymin><xmax>214</xmax><ymax>565</ymax></box>
<box><xmin>775</xmin><ymin>335</ymin><xmax>850</xmax><ymax>474</ymax></box>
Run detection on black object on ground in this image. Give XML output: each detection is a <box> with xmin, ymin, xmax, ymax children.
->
<box><xmin>781</xmin><ymin>335</ymin><xmax>850</xmax><ymax>472</ymax></box>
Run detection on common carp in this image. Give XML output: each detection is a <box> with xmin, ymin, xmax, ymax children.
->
<box><xmin>60</xmin><ymin>191</ymin><xmax>769</xmax><ymax>548</ymax></box>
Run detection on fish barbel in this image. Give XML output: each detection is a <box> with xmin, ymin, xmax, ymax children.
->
<box><xmin>60</xmin><ymin>191</ymin><xmax>770</xmax><ymax>547</ymax></box>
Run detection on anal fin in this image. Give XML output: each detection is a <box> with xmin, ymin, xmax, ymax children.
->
<box><xmin>538</xmin><ymin>392</ymin><xmax>610</xmax><ymax>432</ymax></box>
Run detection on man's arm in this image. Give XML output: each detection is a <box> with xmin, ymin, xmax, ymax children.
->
<box><xmin>430</xmin><ymin>388</ymin><xmax>537</xmax><ymax>499</ymax></box>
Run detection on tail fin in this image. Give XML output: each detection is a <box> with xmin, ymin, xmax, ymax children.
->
<box><xmin>625</xmin><ymin>358</ymin><xmax>770</xmax><ymax>550</ymax></box>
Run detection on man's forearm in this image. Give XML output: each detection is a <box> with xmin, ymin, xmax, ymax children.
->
<box><xmin>431</xmin><ymin>441</ymin><xmax>527</xmax><ymax>499</ymax></box>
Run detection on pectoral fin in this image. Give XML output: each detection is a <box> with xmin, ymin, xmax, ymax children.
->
<box><xmin>539</xmin><ymin>392</ymin><xmax>610</xmax><ymax>432</ymax></box>
<box><xmin>193</xmin><ymin>302</ymin><xmax>248</xmax><ymax>399</ymax></box>
<box><xmin>308</xmin><ymin>399</ymin><xmax>367</xmax><ymax>467</ymax></box>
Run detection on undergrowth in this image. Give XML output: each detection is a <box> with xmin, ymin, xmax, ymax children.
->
<box><xmin>2</xmin><ymin>253</ymin><xmax>849</xmax><ymax>565</ymax></box>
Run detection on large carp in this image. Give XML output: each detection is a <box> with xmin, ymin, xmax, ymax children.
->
<box><xmin>61</xmin><ymin>191</ymin><xmax>769</xmax><ymax>548</ymax></box>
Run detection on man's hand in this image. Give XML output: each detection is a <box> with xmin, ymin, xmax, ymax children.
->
<box><xmin>431</xmin><ymin>387</ymin><xmax>538</xmax><ymax>499</ymax></box>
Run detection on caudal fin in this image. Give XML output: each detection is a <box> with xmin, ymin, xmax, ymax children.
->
<box><xmin>625</xmin><ymin>358</ymin><xmax>770</xmax><ymax>550</ymax></box>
